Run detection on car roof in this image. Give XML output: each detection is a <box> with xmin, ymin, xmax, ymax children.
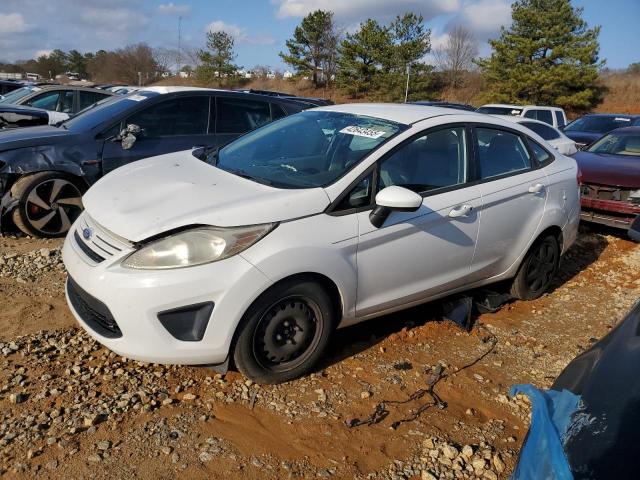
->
<box><xmin>581</xmin><ymin>113</ymin><xmax>640</xmax><ymax>118</ymax></box>
<box><xmin>492</xmin><ymin>115</ymin><xmax>558</xmax><ymax>128</ymax></box>
<box><xmin>481</xmin><ymin>103</ymin><xmax>563</xmax><ymax>111</ymax></box>
<box><xmin>312</xmin><ymin>103</ymin><xmax>476</xmax><ymax>125</ymax></box>
<box><xmin>137</xmin><ymin>86</ymin><xmax>222</xmax><ymax>94</ymax></box>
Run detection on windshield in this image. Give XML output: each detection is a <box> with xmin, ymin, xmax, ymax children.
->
<box><xmin>216</xmin><ymin>111</ymin><xmax>405</xmax><ymax>188</ymax></box>
<box><xmin>63</xmin><ymin>91</ymin><xmax>159</xmax><ymax>131</ymax></box>
<box><xmin>565</xmin><ymin>116</ymin><xmax>633</xmax><ymax>133</ymax></box>
<box><xmin>587</xmin><ymin>132</ymin><xmax>640</xmax><ymax>156</ymax></box>
<box><xmin>477</xmin><ymin>106</ymin><xmax>522</xmax><ymax>116</ymax></box>
<box><xmin>0</xmin><ymin>86</ymin><xmax>37</xmax><ymax>105</ymax></box>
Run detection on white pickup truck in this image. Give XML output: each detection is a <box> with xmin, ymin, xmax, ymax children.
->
<box><xmin>477</xmin><ymin>104</ymin><xmax>568</xmax><ymax>129</ymax></box>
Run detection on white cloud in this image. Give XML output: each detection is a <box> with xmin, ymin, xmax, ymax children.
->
<box><xmin>205</xmin><ymin>20</ymin><xmax>276</xmax><ymax>45</ymax></box>
<box><xmin>0</xmin><ymin>12</ymin><xmax>29</xmax><ymax>36</ymax></box>
<box><xmin>274</xmin><ymin>0</ymin><xmax>460</xmax><ymax>21</ymax></box>
<box><xmin>158</xmin><ymin>3</ymin><xmax>190</xmax><ymax>15</ymax></box>
<box><xmin>452</xmin><ymin>0</ymin><xmax>512</xmax><ymax>38</ymax></box>
<box><xmin>80</xmin><ymin>7</ymin><xmax>149</xmax><ymax>34</ymax></box>
<box><xmin>34</xmin><ymin>49</ymin><xmax>53</xmax><ymax>58</ymax></box>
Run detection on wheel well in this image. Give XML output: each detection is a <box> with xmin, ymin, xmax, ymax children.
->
<box><xmin>270</xmin><ymin>272</ymin><xmax>344</xmax><ymax>319</ymax></box>
<box><xmin>11</xmin><ymin>171</ymin><xmax>89</xmax><ymax>194</ymax></box>
<box><xmin>537</xmin><ymin>225</ymin><xmax>563</xmax><ymax>251</ymax></box>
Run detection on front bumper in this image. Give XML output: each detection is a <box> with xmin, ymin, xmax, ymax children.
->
<box><xmin>62</xmin><ymin>227</ymin><xmax>272</xmax><ymax>365</ymax></box>
<box><xmin>580</xmin><ymin>197</ymin><xmax>640</xmax><ymax>229</ymax></box>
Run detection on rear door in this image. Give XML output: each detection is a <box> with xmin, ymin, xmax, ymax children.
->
<box><xmin>468</xmin><ymin>125</ymin><xmax>548</xmax><ymax>281</ymax></box>
<box><xmin>214</xmin><ymin>96</ymin><xmax>272</xmax><ymax>147</ymax></box>
<box><xmin>100</xmin><ymin>94</ymin><xmax>213</xmax><ymax>174</ymax></box>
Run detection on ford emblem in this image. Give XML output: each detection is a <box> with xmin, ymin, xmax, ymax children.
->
<box><xmin>82</xmin><ymin>227</ymin><xmax>93</xmax><ymax>240</ymax></box>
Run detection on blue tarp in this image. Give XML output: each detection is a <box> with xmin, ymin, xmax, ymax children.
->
<box><xmin>510</xmin><ymin>384</ymin><xmax>581</xmax><ymax>480</ymax></box>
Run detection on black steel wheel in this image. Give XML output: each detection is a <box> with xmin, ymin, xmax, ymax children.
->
<box><xmin>233</xmin><ymin>279</ymin><xmax>337</xmax><ymax>384</ymax></box>
<box><xmin>11</xmin><ymin>172</ymin><xmax>84</xmax><ymax>238</ymax></box>
<box><xmin>511</xmin><ymin>235</ymin><xmax>560</xmax><ymax>300</ymax></box>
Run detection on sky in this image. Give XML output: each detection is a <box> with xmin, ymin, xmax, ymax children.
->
<box><xmin>0</xmin><ymin>0</ymin><xmax>638</xmax><ymax>70</ymax></box>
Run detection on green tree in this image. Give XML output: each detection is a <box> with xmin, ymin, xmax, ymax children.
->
<box><xmin>280</xmin><ymin>10</ymin><xmax>339</xmax><ymax>87</ymax></box>
<box><xmin>477</xmin><ymin>0</ymin><xmax>603</xmax><ymax>113</ymax></box>
<box><xmin>67</xmin><ymin>50</ymin><xmax>87</xmax><ymax>78</ymax></box>
<box><xmin>196</xmin><ymin>30</ymin><xmax>238</xmax><ymax>85</ymax></box>
<box><xmin>337</xmin><ymin>19</ymin><xmax>392</xmax><ymax>97</ymax></box>
<box><xmin>628</xmin><ymin>62</ymin><xmax>640</xmax><ymax>74</ymax></box>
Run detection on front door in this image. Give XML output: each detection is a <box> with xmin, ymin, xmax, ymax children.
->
<box><xmin>355</xmin><ymin>125</ymin><xmax>482</xmax><ymax>317</ymax></box>
<box><xmin>100</xmin><ymin>95</ymin><xmax>214</xmax><ymax>175</ymax></box>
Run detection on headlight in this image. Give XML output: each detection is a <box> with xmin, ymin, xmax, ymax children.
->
<box><xmin>121</xmin><ymin>224</ymin><xmax>276</xmax><ymax>270</ymax></box>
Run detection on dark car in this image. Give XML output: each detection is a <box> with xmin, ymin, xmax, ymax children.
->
<box><xmin>0</xmin><ymin>85</ymin><xmax>115</xmax><ymax>129</ymax></box>
<box><xmin>563</xmin><ymin>113</ymin><xmax>640</xmax><ymax>148</ymax></box>
<box><xmin>412</xmin><ymin>101</ymin><xmax>475</xmax><ymax>111</ymax></box>
<box><xmin>512</xmin><ymin>300</ymin><xmax>640</xmax><ymax>479</ymax></box>
<box><xmin>573</xmin><ymin>127</ymin><xmax>640</xmax><ymax>230</ymax></box>
<box><xmin>233</xmin><ymin>89</ymin><xmax>333</xmax><ymax>107</ymax></box>
<box><xmin>0</xmin><ymin>80</ymin><xmax>24</xmax><ymax>96</ymax></box>
<box><xmin>0</xmin><ymin>87</ymin><xmax>314</xmax><ymax>237</ymax></box>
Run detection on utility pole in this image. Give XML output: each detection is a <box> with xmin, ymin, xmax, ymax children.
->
<box><xmin>404</xmin><ymin>64</ymin><xmax>411</xmax><ymax>103</ymax></box>
<box><xmin>177</xmin><ymin>16</ymin><xmax>182</xmax><ymax>75</ymax></box>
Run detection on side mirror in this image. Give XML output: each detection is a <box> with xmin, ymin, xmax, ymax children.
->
<box><xmin>369</xmin><ymin>186</ymin><xmax>422</xmax><ymax>228</ymax></box>
<box><xmin>119</xmin><ymin>123</ymin><xmax>142</xmax><ymax>150</ymax></box>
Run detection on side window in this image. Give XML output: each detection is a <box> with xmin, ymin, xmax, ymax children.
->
<box><xmin>378</xmin><ymin>127</ymin><xmax>468</xmax><ymax>193</ymax></box>
<box><xmin>271</xmin><ymin>103</ymin><xmax>287</xmax><ymax>121</ymax></box>
<box><xmin>476</xmin><ymin>128</ymin><xmax>532</xmax><ymax>179</ymax></box>
<box><xmin>78</xmin><ymin>91</ymin><xmax>110</xmax><ymax>111</ymax></box>
<box><xmin>127</xmin><ymin>96</ymin><xmax>209</xmax><ymax>137</ymax></box>
<box><xmin>58</xmin><ymin>90</ymin><xmax>74</xmax><ymax>113</ymax></box>
<box><xmin>523</xmin><ymin>109</ymin><xmax>537</xmax><ymax>120</ymax></box>
<box><xmin>520</xmin><ymin>121</ymin><xmax>559</xmax><ymax>140</ymax></box>
<box><xmin>217</xmin><ymin>97</ymin><xmax>271</xmax><ymax>134</ymax></box>
<box><xmin>537</xmin><ymin>110</ymin><xmax>553</xmax><ymax>125</ymax></box>
<box><xmin>528</xmin><ymin>139</ymin><xmax>553</xmax><ymax>166</ymax></box>
<box><xmin>335</xmin><ymin>172</ymin><xmax>373</xmax><ymax>211</ymax></box>
<box><xmin>25</xmin><ymin>91</ymin><xmax>60</xmax><ymax>110</ymax></box>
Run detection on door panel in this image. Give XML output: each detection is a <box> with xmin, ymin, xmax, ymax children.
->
<box><xmin>355</xmin><ymin>186</ymin><xmax>482</xmax><ymax>316</ymax></box>
<box><xmin>469</xmin><ymin>127</ymin><xmax>548</xmax><ymax>280</ymax></box>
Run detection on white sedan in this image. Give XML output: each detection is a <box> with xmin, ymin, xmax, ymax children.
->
<box><xmin>492</xmin><ymin>115</ymin><xmax>578</xmax><ymax>155</ymax></box>
<box><xmin>62</xmin><ymin>104</ymin><xmax>580</xmax><ymax>383</ymax></box>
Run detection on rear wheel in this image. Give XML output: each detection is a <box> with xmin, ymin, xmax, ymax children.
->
<box><xmin>233</xmin><ymin>279</ymin><xmax>337</xmax><ymax>384</ymax></box>
<box><xmin>11</xmin><ymin>172</ymin><xmax>84</xmax><ymax>238</ymax></box>
<box><xmin>511</xmin><ymin>235</ymin><xmax>560</xmax><ymax>300</ymax></box>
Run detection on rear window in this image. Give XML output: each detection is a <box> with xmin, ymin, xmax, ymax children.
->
<box><xmin>520</xmin><ymin>121</ymin><xmax>560</xmax><ymax>141</ymax></box>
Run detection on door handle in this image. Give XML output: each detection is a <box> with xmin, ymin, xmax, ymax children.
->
<box><xmin>448</xmin><ymin>204</ymin><xmax>473</xmax><ymax>218</ymax></box>
<box><xmin>528</xmin><ymin>183</ymin><xmax>544</xmax><ymax>194</ymax></box>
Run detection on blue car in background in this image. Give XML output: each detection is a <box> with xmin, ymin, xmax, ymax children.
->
<box><xmin>0</xmin><ymin>87</ymin><xmax>315</xmax><ymax>237</ymax></box>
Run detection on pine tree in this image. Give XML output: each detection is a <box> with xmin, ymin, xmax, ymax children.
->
<box><xmin>477</xmin><ymin>0</ymin><xmax>603</xmax><ymax>113</ymax></box>
<box><xmin>279</xmin><ymin>10</ymin><xmax>339</xmax><ymax>87</ymax></box>
<box><xmin>197</xmin><ymin>31</ymin><xmax>238</xmax><ymax>85</ymax></box>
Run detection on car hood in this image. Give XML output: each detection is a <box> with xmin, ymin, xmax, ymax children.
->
<box><xmin>0</xmin><ymin>124</ymin><xmax>74</xmax><ymax>152</ymax></box>
<box><xmin>563</xmin><ymin>131</ymin><xmax>603</xmax><ymax>146</ymax></box>
<box><xmin>574</xmin><ymin>151</ymin><xmax>640</xmax><ymax>188</ymax></box>
<box><xmin>83</xmin><ymin>150</ymin><xmax>332</xmax><ymax>242</ymax></box>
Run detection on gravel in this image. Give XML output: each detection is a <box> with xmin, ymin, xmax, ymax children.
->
<box><xmin>0</xmin><ymin>247</ymin><xmax>64</xmax><ymax>282</ymax></box>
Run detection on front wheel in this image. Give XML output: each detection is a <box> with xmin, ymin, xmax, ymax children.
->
<box><xmin>511</xmin><ymin>235</ymin><xmax>560</xmax><ymax>300</ymax></box>
<box><xmin>233</xmin><ymin>279</ymin><xmax>337</xmax><ymax>384</ymax></box>
<box><xmin>10</xmin><ymin>172</ymin><xmax>84</xmax><ymax>238</ymax></box>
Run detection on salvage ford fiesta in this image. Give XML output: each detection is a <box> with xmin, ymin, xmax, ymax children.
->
<box><xmin>62</xmin><ymin>104</ymin><xmax>580</xmax><ymax>383</ymax></box>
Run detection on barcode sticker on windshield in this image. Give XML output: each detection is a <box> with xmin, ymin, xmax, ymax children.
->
<box><xmin>340</xmin><ymin>125</ymin><xmax>385</xmax><ymax>139</ymax></box>
<box><xmin>615</xmin><ymin>117</ymin><xmax>631</xmax><ymax>122</ymax></box>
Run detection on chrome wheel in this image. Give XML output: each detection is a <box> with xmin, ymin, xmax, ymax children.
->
<box><xmin>25</xmin><ymin>178</ymin><xmax>83</xmax><ymax>235</ymax></box>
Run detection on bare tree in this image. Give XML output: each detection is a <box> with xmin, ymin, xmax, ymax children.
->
<box><xmin>434</xmin><ymin>25</ymin><xmax>478</xmax><ymax>89</ymax></box>
<box><xmin>153</xmin><ymin>47</ymin><xmax>180</xmax><ymax>76</ymax></box>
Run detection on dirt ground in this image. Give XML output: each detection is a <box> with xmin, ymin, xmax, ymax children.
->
<box><xmin>0</xmin><ymin>225</ymin><xmax>638</xmax><ymax>479</ymax></box>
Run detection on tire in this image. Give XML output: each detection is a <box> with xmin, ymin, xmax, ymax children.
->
<box><xmin>11</xmin><ymin>172</ymin><xmax>84</xmax><ymax>238</ymax></box>
<box><xmin>510</xmin><ymin>234</ymin><xmax>560</xmax><ymax>300</ymax></box>
<box><xmin>233</xmin><ymin>279</ymin><xmax>337</xmax><ymax>384</ymax></box>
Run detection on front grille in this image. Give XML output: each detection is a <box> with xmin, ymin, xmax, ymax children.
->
<box><xmin>73</xmin><ymin>213</ymin><xmax>131</xmax><ymax>264</ymax></box>
<box><xmin>581</xmin><ymin>184</ymin><xmax>634</xmax><ymax>202</ymax></box>
<box><xmin>66</xmin><ymin>276</ymin><xmax>122</xmax><ymax>338</ymax></box>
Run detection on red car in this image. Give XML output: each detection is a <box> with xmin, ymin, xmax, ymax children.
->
<box><xmin>573</xmin><ymin>127</ymin><xmax>640</xmax><ymax>230</ymax></box>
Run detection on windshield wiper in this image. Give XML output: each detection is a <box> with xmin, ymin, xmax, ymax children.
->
<box><xmin>225</xmin><ymin>168</ymin><xmax>274</xmax><ymax>186</ymax></box>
